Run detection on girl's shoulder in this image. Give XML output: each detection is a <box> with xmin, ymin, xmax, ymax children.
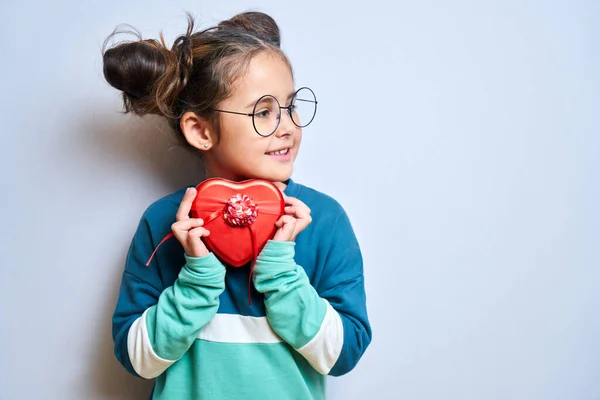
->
<box><xmin>138</xmin><ymin>186</ymin><xmax>188</xmax><ymax>233</ymax></box>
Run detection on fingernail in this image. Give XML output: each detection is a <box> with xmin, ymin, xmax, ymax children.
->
<box><xmin>186</xmin><ymin>188</ymin><xmax>191</xmax><ymax>194</ymax></box>
<box><xmin>196</xmin><ymin>219</ymin><xmax>203</xmax><ymax>224</ymax></box>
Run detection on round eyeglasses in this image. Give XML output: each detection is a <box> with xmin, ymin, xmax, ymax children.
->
<box><xmin>210</xmin><ymin>87</ymin><xmax>318</xmax><ymax>137</ymax></box>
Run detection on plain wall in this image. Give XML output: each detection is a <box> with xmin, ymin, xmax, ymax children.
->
<box><xmin>1</xmin><ymin>0</ymin><xmax>598</xmax><ymax>399</ymax></box>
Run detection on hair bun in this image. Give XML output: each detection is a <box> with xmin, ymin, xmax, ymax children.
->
<box><xmin>103</xmin><ymin>40</ymin><xmax>167</xmax><ymax>100</ymax></box>
<box><xmin>218</xmin><ymin>11</ymin><xmax>281</xmax><ymax>47</ymax></box>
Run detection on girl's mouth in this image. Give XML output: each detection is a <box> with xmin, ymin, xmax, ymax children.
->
<box><xmin>266</xmin><ymin>147</ymin><xmax>292</xmax><ymax>161</ymax></box>
<box><xmin>266</xmin><ymin>148</ymin><xmax>290</xmax><ymax>156</ymax></box>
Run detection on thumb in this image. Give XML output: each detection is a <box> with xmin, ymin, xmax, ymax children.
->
<box><xmin>274</xmin><ymin>215</ymin><xmax>296</xmax><ymax>241</ymax></box>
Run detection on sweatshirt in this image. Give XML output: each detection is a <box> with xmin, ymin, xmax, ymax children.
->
<box><xmin>112</xmin><ymin>178</ymin><xmax>372</xmax><ymax>399</ymax></box>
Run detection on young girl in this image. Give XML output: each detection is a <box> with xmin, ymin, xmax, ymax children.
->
<box><xmin>104</xmin><ymin>11</ymin><xmax>371</xmax><ymax>400</ymax></box>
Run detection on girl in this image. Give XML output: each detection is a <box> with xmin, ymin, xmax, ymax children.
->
<box><xmin>104</xmin><ymin>11</ymin><xmax>371</xmax><ymax>400</ymax></box>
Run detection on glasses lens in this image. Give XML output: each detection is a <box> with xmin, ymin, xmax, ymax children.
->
<box><xmin>290</xmin><ymin>87</ymin><xmax>317</xmax><ymax>128</ymax></box>
<box><xmin>253</xmin><ymin>95</ymin><xmax>281</xmax><ymax>136</ymax></box>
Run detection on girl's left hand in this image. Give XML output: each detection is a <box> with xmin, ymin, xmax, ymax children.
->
<box><xmin>273</xmin><ymin>195</ymin><xmax>312</xmax><ymax>242</ymax></box>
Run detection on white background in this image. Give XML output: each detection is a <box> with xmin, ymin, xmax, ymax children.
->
<box><xmin>1</xmin><ymin>0</ymin><xmax>598</xmax><ymax>399</ymax></box>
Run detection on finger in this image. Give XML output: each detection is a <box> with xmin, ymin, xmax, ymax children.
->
<box><xmin>293</xmin><ymin>205</ymin><xmax>310</xmax><ymax>219</ymax></box>
<box><xmin>276</xmin><ymin>214</ymin><xmax>295</xmax><ymax>225</ymax></box>
<box><xmin>171</xmin><ymin>218</ymin><xmax>203</xmax><ymax>244</ymax></box>
<box><xmin>284</xmin><ymin>196</ymin><xmax>311</xmax><ymax>215</ymax></box>
<box><xmin>282</xmin><ymin>218</ymin><xmax>297</xmax><ymax>239</ymax></box>
<box><xmin>176</xmin><ymin>187</ymin><xmax>197</xmax><ymax>221</ymax></box>
<box><xmin>275</xmin><ymin>215</ymin><xmax>292</xmax><ymax>228</ymax></box>
<box><xmin>188</xmin><ymin>226</ymin><xmax>210</xmax><ymax>238</ymax></box>
<box><xmin>287</xmin><ymin>205</ymin><xmax>311</xmax><ymax>238</ymax></box>
<box><xmin>285</xmin><ymin>205</ymin><xmax>310</xmax><ymax>225</ymax></box>
<box><xmin>283</xmin><ymin>195</ymin><xmax>294</xmax><ymax>206</ymax></box>
<box><xmin>186</xmin><ymin>227</ymin><xmax>210</xmax><ymax>257</ymax></box>
<box><xmin>275</xmin><ymin>215</ymin><xmax>296</xmax><ymax>240</ymax></box>
<box><xmin>284</xmin><ymin>206</ymin><xmax>296</xmax><ymax>215</ymax></box>
<box><xmin>172</xmin><ymin>218</ymin><xmax>204</xmax><ymax>233</ymax></box>
<box><xmin>283</xmin><ymin>195</ymin><xmax>299</xmax><ymax>205</ymax></box>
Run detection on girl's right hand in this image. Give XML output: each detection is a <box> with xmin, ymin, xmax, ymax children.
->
<box><xmin>171</xmin><ymin>187</ymin><xmax>210</xmax><ymax>258</ymax></box>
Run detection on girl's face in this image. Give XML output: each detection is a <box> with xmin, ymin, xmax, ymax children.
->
<box><xmin>205</xmin><ymin>52</ymin><xmax>301</xmax><ymax>183</ymax></box>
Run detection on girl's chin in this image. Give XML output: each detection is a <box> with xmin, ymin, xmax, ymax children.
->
<box><xmin>253</xmin><ymin>169</ymin><xmax>294</xmax><ymax>184</ymax></box>
<box><xmin>207</xmin><ymin>164</ymin><xmax>294</xmax><ymax>183</ymax></box>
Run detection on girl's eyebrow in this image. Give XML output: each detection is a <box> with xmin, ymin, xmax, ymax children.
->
<box><xmin>244</xmin><ymin>91</ymin><xmax>297</xmax><ymax>108</ymax></box>
<box><xmin>245</xmin><ymin>97</ymin><xmax>261</xmax><ymax>108</ymax></box>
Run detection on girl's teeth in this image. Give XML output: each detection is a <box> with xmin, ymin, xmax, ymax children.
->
<box><xmin>269</xmin><ymin>149</ymin><xmax>288</xmax><ymax>155</ymax></box>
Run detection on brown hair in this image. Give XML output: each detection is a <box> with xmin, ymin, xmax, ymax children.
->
<box><xmin>102</xmin><ymin>12</ymin><xmax>291</xmax><ymax>138</ymax></box>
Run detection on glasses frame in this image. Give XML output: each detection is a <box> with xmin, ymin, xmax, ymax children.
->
<box><xmin>210</xmin><ymin>87</ymin><xmax>318</xmax><ymax>137</ymax></box>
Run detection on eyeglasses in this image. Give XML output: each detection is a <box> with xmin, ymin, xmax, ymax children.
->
<box><xmin>210</xmin><ymin>87</ymin><xmax>318</xmax><ymax>137</ymax></box>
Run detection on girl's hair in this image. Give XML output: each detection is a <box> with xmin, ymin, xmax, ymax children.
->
<box><xmin>102</xmin><ymin>12</ymin><xmax>291</xmax><ymax>138</ymax></box>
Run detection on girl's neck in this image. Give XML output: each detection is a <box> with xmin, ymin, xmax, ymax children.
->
<box><xmin>204</xmin><ymin>168</ymin><xmax>287</xmax><ymax>191</ymax></box>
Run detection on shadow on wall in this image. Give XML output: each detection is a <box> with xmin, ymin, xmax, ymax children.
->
<box><xmin>78</xmin><ymin>110</ymin><xmax>205</xmax><ymax>399</ymax></box>
<box><xmin>83</xmin><ymin>109</ymin><xmax>205</xmax><ymax>192</ymax></box>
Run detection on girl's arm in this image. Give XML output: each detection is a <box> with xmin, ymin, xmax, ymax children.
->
<box><xmin>112</xmin><ymin>212</ymin><xmax>226</xmax><ymax>379</ymax></box>
<box><xmin>253</xmin><ymin>210</ymin><xmax>372</xmax><ymax>376</ymax></box>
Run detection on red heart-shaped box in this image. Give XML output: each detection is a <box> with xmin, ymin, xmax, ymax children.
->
<box><xmin>190</xmin><ymin>178</ymin><xmax>285</xmax><ymax>267</ymax></box>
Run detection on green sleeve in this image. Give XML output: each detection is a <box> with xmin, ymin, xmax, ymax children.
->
<box><xmin>252</xmin><ymin>240</ymin><xmax>327</xmax><ymax>349</ymax></box>
<box><xmin>145</xmin><ymin>253</ymin><xmax>226</xmax><ymax>360</ymax></box>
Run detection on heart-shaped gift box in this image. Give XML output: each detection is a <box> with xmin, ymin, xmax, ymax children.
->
<box><xmin>189</xmin><ymin>178</ymin><xmax>285</xmax><ymax>266</ymax></box>
<box><xmin>146</xmin><ymin>178</ymin><xmax>285</xmax><ymax>268</ymax></box>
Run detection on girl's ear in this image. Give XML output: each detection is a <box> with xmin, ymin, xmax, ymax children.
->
<box><xmin>180</xmin><ymin>111</ymin><xmax>216</xmax><ymax>151</ymax></box>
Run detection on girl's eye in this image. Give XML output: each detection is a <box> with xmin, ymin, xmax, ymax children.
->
<box><xmin>255</xmin><ymin>109</ymin><xmax>271</xmax><ymax>118</ymax></box>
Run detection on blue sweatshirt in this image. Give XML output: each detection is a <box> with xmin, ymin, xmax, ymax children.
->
<box><xmin>112</xmin><ymin>178</ymin><xmax>372</xmax><ymax>399</ymax></box>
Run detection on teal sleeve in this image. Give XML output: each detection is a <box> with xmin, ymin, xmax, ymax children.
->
<box><xmin>145</xmin><ymin>253</ymin><xmax>226</xmax><ymax>360</ymax></box>
<box><xmin>314</xmin><ymin>211</ymin><xmax>371</xmax><ymax>376</ymax></box>
<box><xmin>252</xmin><ymin>240</ymin><xmax>327</xmax><ymax>349</ymax></box>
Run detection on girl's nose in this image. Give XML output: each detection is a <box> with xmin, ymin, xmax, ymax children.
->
<box><xmin>275</xmin><ymin>108</ymin><xmax>296</xmax><ymax>137</ymax></box>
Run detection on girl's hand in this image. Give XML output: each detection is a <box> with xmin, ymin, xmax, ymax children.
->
<box><xmin>171</xmin><ymin>187</ymin><xmax>210</xmax><ymax>257</ymax></box>
<box><xmin>273</xmin><ymin>195</ymin><xmax>312</xmax><ymax>242</ymax></box>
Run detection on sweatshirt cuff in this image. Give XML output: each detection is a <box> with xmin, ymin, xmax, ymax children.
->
<box><xmin>184</xmin><ymin>252</ymin><xmax>225</xmax><ymax>274</ymax></box>
<box><xmin>257</xmin><ymin>240</ymin><xmax>296</xmax><ymax>262</ymax></box>
<box><xmin>254</xmin><ymin>240</ymin><xmax>297</xmax><ymax>276</ymax></box>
